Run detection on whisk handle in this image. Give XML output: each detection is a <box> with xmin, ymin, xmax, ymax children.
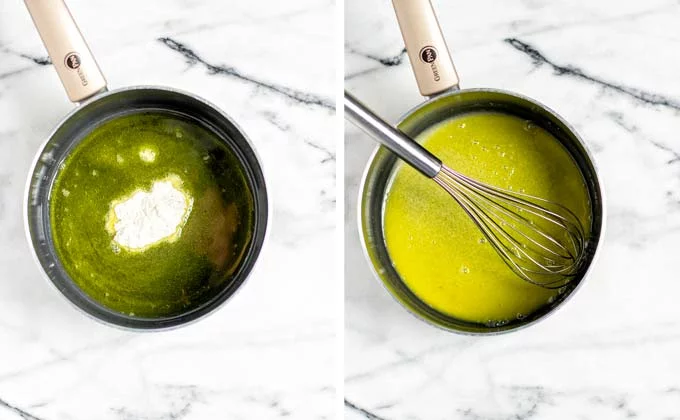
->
<box><xmin>345</xmin><ymin>91</ymin><xmax>442</xmax><ymax>178</ymax></box>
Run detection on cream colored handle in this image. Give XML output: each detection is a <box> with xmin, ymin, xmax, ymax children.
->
<box><xmin>392</xmin><ymin>0</ymin><xmax>459</xmax><ymax>97</ymax></box>
<box><xmin>24</xmin><ymin>0</ymin><xmax>107</xmax><ymax>103</ymax></box>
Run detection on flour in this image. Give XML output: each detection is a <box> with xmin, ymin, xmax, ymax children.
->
<box><xmin>106</xmin><ymin>175</ymin><xmax>193</xmax><ymax>251</ymax></box>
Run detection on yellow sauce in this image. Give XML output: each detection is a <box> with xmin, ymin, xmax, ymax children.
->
<box><xmin>383</xmin><ymin>112</ymin><xmax>591</xmax><ymax>325</ymax></box>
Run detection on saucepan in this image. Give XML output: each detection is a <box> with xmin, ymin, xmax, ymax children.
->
<box><xmin>23</xmin><ymin>0</ymin><xmax>269</xmax><ymax>330</ymax></box>
<box><xmin>353</xmin><ymin>0</ymin><xmax>605</xmax><ymax>334</ymax></box>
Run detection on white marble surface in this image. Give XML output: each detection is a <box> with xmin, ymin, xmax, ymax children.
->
<box><xmin>345</xmin><ymin>0</ymin><xmax>680</xmax><ymax>418</ymax></box>
<box><xmin>0</xmin><ymin>0</ymin><xmax>335</xmax><ymax>418</ymax></box>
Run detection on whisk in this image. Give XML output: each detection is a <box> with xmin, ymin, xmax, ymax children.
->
<box><xmin>345</xmin><ymin>92</ymin><xmax>587</xmax><ymax>288</ymax></box>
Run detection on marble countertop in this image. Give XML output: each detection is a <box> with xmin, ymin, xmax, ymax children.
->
<box><xmin>0</xmin><ymin>0</ymin><xmax>335</xmax><ymax>418</ymax></box>
<box><xmin>345</xmin><ymin>0</ymin><xmax>680</xmax><ymax>418</ymax></box>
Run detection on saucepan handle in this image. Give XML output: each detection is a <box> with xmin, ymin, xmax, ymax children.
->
<box><xmin>24</xmin><ymin>0</ymin><xmax>107</xmax><ymax>103</ymax></box>
<box><xmin>392</xmin><ymin>0</ymin><xmax>459</xmax><ymax>97</ymax></box>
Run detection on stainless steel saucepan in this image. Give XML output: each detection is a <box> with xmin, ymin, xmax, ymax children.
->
<box><xmin>23</xmin><ymin>0</ymin><xmax>269</xmax><ymax>330</ymax></box>
<box><xmin>353</xmin><ymin>0</ymin><xmax>605</xmax><ymax>334</ymax></box>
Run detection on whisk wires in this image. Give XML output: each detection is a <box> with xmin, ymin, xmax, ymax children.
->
<box><xmin>433</xmin><ymin>165</ymin><xmax>587</xmax><ymax>289</ymax></box>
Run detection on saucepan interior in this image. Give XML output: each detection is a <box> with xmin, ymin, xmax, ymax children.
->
<box><xmin>25</xmin><ymin>86</ymin><xmax>268</xmax><ymax>330</ymax></box>
<box><xmin>359</xmin><ymin>88</ymin><xmax>604</xmax><ymax>334</ymax></box>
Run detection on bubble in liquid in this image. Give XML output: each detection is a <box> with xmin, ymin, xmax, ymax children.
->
<box><xmin>472</xmin><ymin>139</ymin><xmax>479</xmax><ymax>145</ymax></box>
<box><xmin>486</xmin><ymin>319</ymin><xmax>509</xmax><ymax>328</ymax></box>
<box><xmin>524</xmin><ymin>121</ymin><xmax>536</xmax><ymax>131</ymax></box>
<box><xmin>500</xmin><ymin>152</ymin><xmax>506</xmax><ymax>157</ymax></box>
<box><xmin>460</xmin><ymin>123</ymin><xmax>467</xmax><ymax>129</ymax></box>
<box><xmin>516</xmin><ymin>313</ymin><xmax>525</xmax><ymax>320</ymax></box>
<box><xmin>478</xmin><ymin>237</ymin><xmax>487</xmax><ymax>244</ymax></box>
<box><xmin>519</xmin><ymin>188</ymin><xmax>526</xmax><ymax>193</ymax></box>
<box><xmin>461</xmin><ymin>266</ymin><xmax>470</xmax><ymax>274</ymax></box>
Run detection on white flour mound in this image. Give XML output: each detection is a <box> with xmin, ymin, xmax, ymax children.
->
<box><xmin>108</xmin><ymin>178</ymin><xmax>193</xmax><ymax>250</ymax></box>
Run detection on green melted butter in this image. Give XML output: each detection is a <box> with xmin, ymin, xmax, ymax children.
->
<box><xmin>50</xmin><ymin>112</ymin><xmax>255</xmax><ymax>318</ymax></box>
<box><xmin>383</xmin><ymin>112</ymin><xmax>591</xmax><ymax>325</ymax></box>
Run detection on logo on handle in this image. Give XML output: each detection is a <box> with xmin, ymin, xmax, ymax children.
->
<box><xmin>419</xmin><ymin>46</ymin><xmax>440</xmax><ymax>82</ymax></box>
<box><xmin>64</xmin><ymin>52</ymin><xmax>88</xmax><ymax>86</ymax></box>
<box><xmin>64</xmin><ymin>52</ymin><xmax>81</xmax><ymax>70</ymax></box>
<box><xmin>419</xmin><ymin>46</ymin><xmax>438</xmax><ymax>63</ymax></box>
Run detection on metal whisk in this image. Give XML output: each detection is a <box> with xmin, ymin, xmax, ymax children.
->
<box><xmin>345</xmin><ymin>92</ymin><xmax>587</xmax><ymax>288</ymax></box>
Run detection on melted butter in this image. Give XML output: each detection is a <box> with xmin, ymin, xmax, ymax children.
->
<box><xmin>383</xmin><ymin>112</ymin><xmax>591</xmax><ymax>324</ymax></box>
<box><xmin>50</xmin><ymin>113</ymin><xmax>255</xmax><ymax>318</ymax></box>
